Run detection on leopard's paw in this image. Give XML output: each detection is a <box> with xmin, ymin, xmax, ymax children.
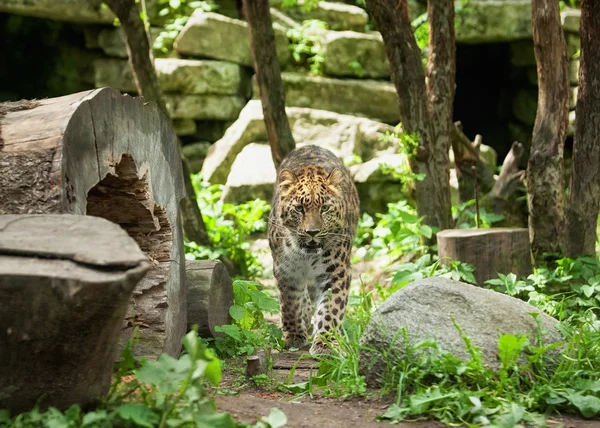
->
<box><xmin>284</xmin><ymin>333</ymin><xmax>309</xmax><ymax>350</ymax></box>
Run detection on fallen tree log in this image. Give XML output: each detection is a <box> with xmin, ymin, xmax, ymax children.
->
<box><xmin>186</xmin><ymin>260</ymin><xmax>233</xmax><ymax>337</ymax></box>
<box><xmin>0</xmin><ymin>88</ymin><xmax>186</xmax><ymax>359</ymax></box>
<box><xmin>0</xmin><ymin>214</ymin><xmax>149</xmax><ymax>412</ymax></box>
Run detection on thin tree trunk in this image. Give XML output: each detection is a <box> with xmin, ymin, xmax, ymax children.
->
<box><xmin>565</xmin><ymin>0</ymin><xmax>600</xmax><ymax>257</ymax></box>
<box><xmin>527</xmin><ymin>0</ymin><xmax>569</xmax><ymax>261</ymax></box>
<box><xmin>242</xmin><ymin>0</ymin><xmax>295</xmax><ymax>168</ymax></box>
<box><xmin>364</xmin><ymin>0</ymin><xmax>453</xmax><ymax>231</ymax></box>
<box><xmin>105</xmin><ymin>0</ymin><xmax>211</xmax><ymax>246</ymax></box>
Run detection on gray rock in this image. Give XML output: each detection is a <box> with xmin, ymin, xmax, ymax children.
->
<box><xmin>349</xmin><ymin>155</ymin><xmax>411</xmax><ymax>214</ymax></box>
<box><xmin>94</xmin><ymin>58</ymin><xmax>250</xmax><ymax>96</ymax></box>
<box><xmin>172</xmin><ymin>119</ymin><xmax>197</xmax><ymax>136</ymax></box>
<box><xmin>321</xmin><ymin>31</ymin><xmax>389</xmax><ymax>79</ymax></box>
<box><xmin>359</xmin><ymin>277</ymin><xmax>563</xmax><ymax>387</ymax></box>
<box><xmin>95</xmin><ymin>27</ymin><xmax>162</xmax><ymax>58</ymax></box>
<box><xmin>570</xmin><ymin>59</ymin><xmax>579</xmax><ymax>85</ymax></box>
<box><xmin>455</xmin><ymin>0</ymin><xmax>532</xmax><ymax>44</ymax></box>
<box><xmin>182</xmin><ymin>141</ymin><xmax>212</xmax><ymax>174</ymax></box>
<box><xmin>174</xmin><ymin>11</ymin><xmax>290</xmax><ymax>67</ymax></box>
<box><xmin>0</xmin><ymin>0</ymin><xmax>114</xmax><ymax>24</ymax></box>
<box><xmin>221</xmin><ymin>143</ymin><xmax>276</xmax><ymax>204</ymax></box>
<box><xmin>568</xmin><ymin>110</ymin><xmax>576</xmax><ymax>137</ymax></box>
<box><xmin>202</xmin><ymin>100</ymin><xmax>397</xmax><ymax>184</ymax></box>
<box><xmin>570</xmin><ymin>87</ymin><xmax>578</xmax><ymax>110</ymax></box>
<box><xmin>164</xmin><ymin>94</ymin><xmax>246</xmax><ymax>120</ymax></box>
<box><xmin>252</xmin><ymin>72</ymin><xmax>400</xmax><ymax>124</ymax></box>
<box><xmin>561</xmin><ymin>9</ymin><xmax>580</xmax><ymax>33</ymax></box>
<box><xmin>273</xmin><ymin>0</ymin><xmax>369</xmax><ymax>32</ymax></box>
<box><xmin>566</xmin><ymin>33</ymin><xmax>581</xmax><ymax>57</ymax></box>
<box><xmin>512</xmin><ymin>89</ymin><xmax>538</xmax><ymax>126</ymax></box>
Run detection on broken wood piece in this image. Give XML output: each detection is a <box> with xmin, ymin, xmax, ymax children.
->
<box><xmin>437</xmin><ymin>227</ymin><xmax>532</xmax><ymax>286</ymax></box>
<box><xmin>245</xmin><ymin>348</ymin><xmax>270</xmax><ymax>379</ymax></box>
<box><xmin>0</xmin><ymin>88</ymin><xmax>186</xmax><ymax>359</ymax></box>
<box><xmin>0</xmin><ymin>214</ymin><xmax>149</xmax><ymax>412</ymax></box>
<box><xmin>186</xmin><ymin>260</ymin><xmax>233</xmax><ymax>337</ymax></box>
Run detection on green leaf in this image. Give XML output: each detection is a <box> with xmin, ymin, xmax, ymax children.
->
<box><xmin>261</xmin><ymin>408</ymin><xmax>287</xmax><ymax>428</ymax></box>
<box><xmin>498</xmin><ymin>334</ymin><xmax>528</xmax><ymax>369</ymax></box>
<box><xmin>82</xmin><ymin>410</ymin><xmax>110</xmax><ymax>426</ymax></box>
<box><xmin>229</xmin><ymin>305</ymin><xmax>248</xmax><ymax>321</ymax></box>
<box><xmin>249</xmin><ymin>289</ymin><xmax>280</xmax><ymax>314</ymax></box>
<box><xmin>217</xmin><ymin>324</ymin><xmax>242</xmax><ymax>341</ymax></box>
<box><xmin>419</xmin><ymin>224</ymin><xmax>433</xmax><ymax>239</ymax></box>
<box><xmin>115</xmin><ymin>404</ymin><xmax>160</xmax><ymax>428</ymax></box>
<box><xmin>568</xmin><ymin>393</ymin><xmax>600</xmax><ymax>418</ymax></box>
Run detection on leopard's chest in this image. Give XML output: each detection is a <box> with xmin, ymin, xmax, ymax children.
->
<box><xmin>275</xmin><ymin>244</ymin><xmax>328</xmax><ymax>283</ymax></box>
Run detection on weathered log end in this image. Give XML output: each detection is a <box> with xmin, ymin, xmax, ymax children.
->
<box><xmin>0</xmin><ymin>214</ymin><xmax>149</xmax><ymax>412</ymax></box>
<box><xmin>437</xmin><ymin>228</ymin><xmax>532</xmax><ymax>286</ymax></box>
<box><xmin>0</xmin><ymin>88</ymin><xmax>186</xmax><ymax>360</ymax></box>
<box><xmin>186</xmin><ymin>260</ymin><xmax>233</xmax><ymax>337</ymax></box>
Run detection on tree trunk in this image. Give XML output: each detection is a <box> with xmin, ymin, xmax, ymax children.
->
<box><xmin>0</xmin><ymin>214</ymin><xmax>149</xmax><ymax>412</ymax></box>
<box><xmin>242</xmin><ymin>0</ymin><xmax>295</xmax><ymax>168</ymax></box>
<box><xmin>565</xmin><ymin>0</ymin><xmax>600</xmax><ymax>257</ymax></box>
<box><xmin>0</xmin><ymin>89</ymin><xmax>187</xmax><ymax>359</ymax></box>
<box><xmin>186</xmin><ymin>260</ymin><xmax>233</xmax><ymax>338</ymax></box>
<box><xmin>364</xmin><ymin>0</ymin><xmax>454</xmax><ymax>231</ymax></box>
<box><xmin>437</xmin><ymin>228</ymin><xmax>532</xmax><ymax>286</ymax></box>
<box><xmin>104</xmin><ymin>0</ymin><xmax>211</xmax><ymax>247</ymax></box>
<box><xmin>527</xmin><ymin>0</ymin><xmax>569</xmax><ymax>261</ymax></box>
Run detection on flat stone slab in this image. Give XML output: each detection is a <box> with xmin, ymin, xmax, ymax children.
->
<box><xmin>174</xmin><ymin>11</ymin><xmax>290</xmax><ymax>67</ymax></box>
<box><xmin>164</xmin><ymin>94</ymin><xmax>246</xmax><ymax>121</ymax></box>
<box><xmin>252</xmin><ymin>72</ymin><xmax>400</xmax><ymax>124</ymax></box>
<box><xmin>321</xmin><ymin>31</ymin><xmax>389</xmax><ymax>79</ymax></box>
<box><xmin>272</xmin><ymin>0</ymin><xmax>369</xmax><ymax>32</ymax></box>
<box><xmin>94</xmin><ymin>58</ymin><xmax>250</xmax><ymax>96</ymax></box>
<box><xmin>455</xmin><ymin>0</ymin><xmax>532</xmax><ymax>43</ymax></box>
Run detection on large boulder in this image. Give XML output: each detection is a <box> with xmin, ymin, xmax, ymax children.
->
<box><xmin>359</xmin><ymin>277</ymin><xmax>563</xmax><ymax>387</ymax></box>
<box><xmin>221</xmin><ymin>143</ymin><xmax>276</xmax><ymax>204</ymax></box>
<box><xmin>94</xmin><ymin>58</ymin><xmax>251</xmax><ymax>96</ymax></box>
<box><xmin>86</xmin><ymin>27</ymin><xmax>162</xmax><ymax>58</ymax></box>
<box><xmin>252</xmin><ymin>72</ymin><xmax>400</xmax><ymax>124</ymax></box>
<box><xmin>561</xmin><ymin>9</ymin><xmax>581</xmax><ymax>33</ymax></box>
<box><xmin>455</xmin><ymin>0</ymin><xmax>532</xmax><ymax>44</ymax></box>
<box><xmin>174</xmin><ymin>11</ymin><xmax>290</xmax><ymax>67</ymax></box>
<box><xmin>320</xmin><ymin>31</ymin><xmax>389</xmax><ymax>79</ymax></box>
<box><xmin>272</xmin><ymin>0</ymin><xmax>369</xmax><ymax>32</ymax></box>
<box><xmin>163</xmin><ymin>94</ymin><xmax>246</xmax><ymax>121</ymax></box>
<box><xmin>201</xmin><ymin>100</ymin><xmax>397</xmax><ymax>184</ymax></box>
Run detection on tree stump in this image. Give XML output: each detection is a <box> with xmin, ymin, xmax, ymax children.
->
<box><xmin>0</xmin><ymin>214</ymin><xmax>149</xmax><ymax>412</ymax></box>
<box><xmin>0</xmin><ymin>88</ymin><xmax>186</xmax><ymax>359</ymax></box>
<box><xmin>186</xmin><ymin>260</ymin><xmax>233</xmax><ymax>337</ymax></box>
<box><xmin>437</xmin><ymin>228</ymin><xmax>533</xmax><ymax>286</ymax></box>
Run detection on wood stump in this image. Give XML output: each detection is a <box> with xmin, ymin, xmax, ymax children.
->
<box><xmin>0</xmin><ymin>214</ymin><xmax>149</xmax><ymax>412</ymax></box>
<box><xmin>0</xmin><ymin>88</ymin><xmax>186</xmax><ymax>359</ymax></box>
<box><xmin>437</xmin><ymin>228</ymin><xmax>533</xmax><ymax>286</ymax></box>
<box><xmin>186</xmin><ymin>260</ymin><xmax>233</xmax><ymax>337</ymax></box>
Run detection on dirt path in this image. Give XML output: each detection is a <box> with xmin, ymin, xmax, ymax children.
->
<box><xmin>216</xmin><ymin>393</ymin><xmax>442</xmax><ymax>428</ymax></box>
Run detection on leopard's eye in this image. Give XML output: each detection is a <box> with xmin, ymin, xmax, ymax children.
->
<box><xmin>320</xmin><ymin>205</ymin><xmax>330</xmax><ymax>213</ymax></box>
<box><xmin>294</xmin><ymin>205</ymin><xmax>304</xmax><ymax>213</ymax></box>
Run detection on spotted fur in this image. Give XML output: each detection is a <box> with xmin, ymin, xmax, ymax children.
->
<box><xmin>268</xmin><ymin>145</ymin><xmax>359</xmax><ymax>355</ymax></box>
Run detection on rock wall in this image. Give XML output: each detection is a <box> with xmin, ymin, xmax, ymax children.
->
<box><xmin>0</xmin><ymin>0</ymin><xmax>582</xmax><ymax>211</ymax></box>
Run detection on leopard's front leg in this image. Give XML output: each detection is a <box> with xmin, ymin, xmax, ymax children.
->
<box><xmin>276</xmin><ymin>274</ymin><xmax>312</xmax><ymax>350</ymax></box>
<box><xmin>309</xmin><ymin>263</ymin><xmax>351</xmax><ymax>355</ymax></box>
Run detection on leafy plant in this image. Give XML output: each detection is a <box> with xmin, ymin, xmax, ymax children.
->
<box><xmin>187</xmin><ymin>174</ymin><xmax>270</xmax><ymax>277</ymax></box>
<box><xmin>212</xmin><ymin>280</ymin><xmax>284</xmax><ymax>357</ymax></box>
<box><xmin>152</xmin><ymin>0</ymin><xmax>217</xmax><ymax>57</ymax></box>
<box><xmin>453</xmin><ymin>199</ymin><xmax>505</xmax><ymax>229</ymax></box>
<box><xmin>287</xmin><ymin>19</ymin><xmax>328</xmax><ymax>75</ymax></box>
<box><xmin>281</xmin><ymin>0</ymin><xmax>320</xmax><ymax>12</ymax></box>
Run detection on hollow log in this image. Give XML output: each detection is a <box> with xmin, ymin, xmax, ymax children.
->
<box><xmin>0</xmin><ymin>88</ymin><xmax>186</xmax><ymax>359</ymax></box>
<box><xmin>186</xmin><ymin>260</ymin><xmax>233</xmax><ymax>337</ymax></box>
<box><xmin>437</xmin><ymin>228</ymin><xmax>532</xmax><ymax>286</ymax></box>
<box><xmin>0</xmin><ymin>214</ymin><xmax>149</xmax><ymax>412</ymax></box>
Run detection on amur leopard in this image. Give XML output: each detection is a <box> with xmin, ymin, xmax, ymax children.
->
<box><xmin>268</xmin><ymin>145</ymin><xmax>359</xmax><ymax>355</ymax></box>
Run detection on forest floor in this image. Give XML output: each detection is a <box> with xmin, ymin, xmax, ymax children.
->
<box><xmin>214</xmin><ymin>239</ymin><xmax>600</xmax><ymax>427</ymax></box>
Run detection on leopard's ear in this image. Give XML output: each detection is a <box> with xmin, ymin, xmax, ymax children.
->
<box><xmin>327</xmin><ymin>168</ymin><xmax>344</xmax><ymax>186</ymax></box>
<box><xmin>278</xmin><ymin>169</ymin><xmax>297</xmax><ymax>186</ymax></box>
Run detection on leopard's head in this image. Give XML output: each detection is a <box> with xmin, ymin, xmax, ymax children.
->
<box><xmin>276</xmin><ymin>165</ymin><xmax>346</xmax><ymax>254</ymax></box>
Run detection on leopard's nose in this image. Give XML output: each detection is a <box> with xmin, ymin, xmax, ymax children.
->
<box><xmin>306</xmin><ymin>229</ymin><xmax>320</xmax><ymax>237</ymax></box>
